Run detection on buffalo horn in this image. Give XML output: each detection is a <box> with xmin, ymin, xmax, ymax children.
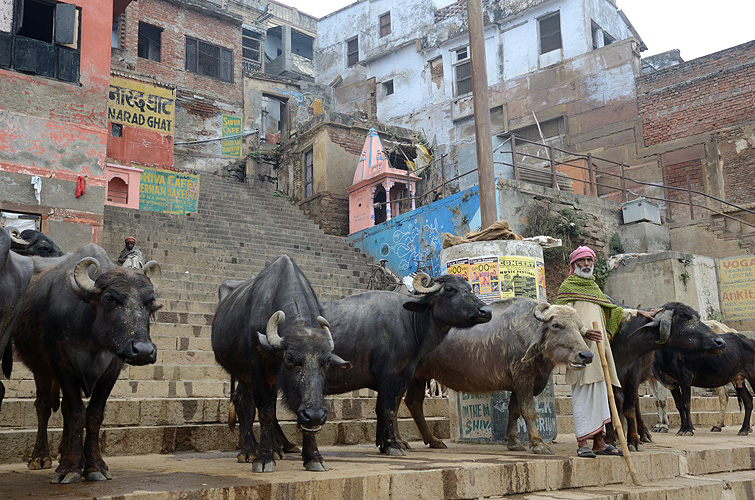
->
<box><xmin>142</xmin><ymin>260</ymin><xmax>162</xmax><ymax>291</ymax></box>
<box><xmin>413</xmin><ymin>273</ymin><xmax>441</xmax><ymax>294</ymax></box>
<box><xmin>317</xmin><ymin>316</ymin><xmax>334</xmax><ymax>351</ymax></box>
<box><xmin>534</xmin><ymin>302</ymin><xmax>552</xmax><ymax>321</ymax></box>
<box><xmin>73</xmin><ymin>257</ymin><xmax>101</xmax><ymax>294</ymax></box>
<box><xmin>656</xmin><ymin>309</ymin><xmax>674</xmax><ymax>345</ymax></box>
<box><xmin>8</xmin><ymin>227</ymin><xmax>30</xmax><ymax>247</ymax></box>
<box><xmin>264</xmin><ymin>310</ymin><xmax>285</xmax><ymax>349</ymax></box>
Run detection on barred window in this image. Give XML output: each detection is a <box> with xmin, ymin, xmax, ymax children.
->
<box><xmin>242</xmin><ymin>28</ymin><xmax>262</xmax><ymax>72</ymax></box>
<box><xmin>346</xmin><ymin>37</ymin><xmax>358</xmax><ymax>67</ymax></box>
<box><xmin>539</xmin><ymin>12</ymin><xmax>562</xmax><ymax>54</ymax></box>
<box><xmin>185</xmin><ymin>36</ymin><xmax>233</xmax><ymax>83</ymax></box>
<box><xmin>379</xmin><ymin>12</ymin><xmax>391</xmax><ymax>37</ymax></box>
<box><xmin>454</xmin><ymin>47</ymin><xmax>471</xmax><ymax>96</ymax></box>
<box><xmin>138</xmin><ymin>22</ymin><xmax>161</xmax><ymax>62</ymax></box>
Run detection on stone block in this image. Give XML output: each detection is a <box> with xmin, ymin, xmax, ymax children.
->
<box><xmin>619</xmin><ymin>221</ymin><xmax>671</xmax><ymax>252</ymax></box>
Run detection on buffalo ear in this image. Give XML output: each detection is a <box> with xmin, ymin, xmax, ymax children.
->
<box><xmin>403</xmin><ymin>298</ymin><xmax>430</xmax><ymax>312</ymax></box>
<box><xmin>330</xmin><ymin>353</ymin><xmax>352</xmax><ymax>370</ymax></box>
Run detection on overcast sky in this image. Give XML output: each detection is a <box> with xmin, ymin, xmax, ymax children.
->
<box><xmin>282</xmin><ymin>0</ymin><xmax>754</xmax><ymax>62</ymax></box>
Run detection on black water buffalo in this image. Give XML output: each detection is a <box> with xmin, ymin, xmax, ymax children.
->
<box><xmin>403</xmin><ymin>298</ymin><xmax>592</xmax><ymax>454</ymax></box>
<box><xmin>9</xmin><ymin>228</ymin><xmax>64</xmax><ymax>257</ymax></box>
<box><xmin>212</xmin><ymin>255</ymin><xmax>351</xmax><ymax>473</ymax></box>
<box><xmin>0</xmin><ymin>228</ymin><xmax>35</xmax><ymax>407</ymax></box>
<box><xmin>608</xmin><ymin>302</ymin><xmax>726</xmax><ymax>450</ymax></box>
<box><xmin>652</xmin><ymin>332</ymin><xmax>755</xmax><ymax>436</ymax></box>
<box><xmin>13</xmin><ymin>244</ymin><xmax>161</xmax><ymax>484</ymax></box>
<box><xmin>321</xmin><ymin>273</ymin><xmax>492</xmax><ymax>456</ymax></box>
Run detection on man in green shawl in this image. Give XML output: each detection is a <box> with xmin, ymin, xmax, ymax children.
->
<box><xmin>556</xmin><ymin>245</ymin><xmax>659</xmax><ymax>458</ymax></box>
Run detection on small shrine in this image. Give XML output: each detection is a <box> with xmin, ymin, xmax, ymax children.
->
<box><xmin>347</xmin><ymin>129</ymin><xmax>421</xmax><ymax>234</ymax></box>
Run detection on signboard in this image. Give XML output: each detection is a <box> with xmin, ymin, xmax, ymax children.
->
<box><xmin>452</xmin><ymin>378</ymin><xmax>557</xmax><ymax>444</ymax></box>
<box><xmin>139</xmin><ymin>167</ymin><xmax>199</xmax><ymax>215</ymax></box>
<box><xmin>447</xmin><ymin>255</ymin><xmax>548</xmax><ymax>303</ymax></box>
<box><xmin>718</xmin><ymin>255</ymin><xmax>755</xmax><ymax>321</ymax></box>
<box><xmin>108</xmin><ymin>76</ymin><xmax>174</xmax><ymax>134</ymax></box>
<box><xmin>221</xmin><ymin>114</ymin><xmax>242</xmax><ymax>157</ymax></box>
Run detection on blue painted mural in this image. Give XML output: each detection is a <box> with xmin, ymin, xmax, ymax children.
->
<box><xmin>347</xmin><ymin>185</ymin><xmax>491</xmax><ymax>278</ymax></box>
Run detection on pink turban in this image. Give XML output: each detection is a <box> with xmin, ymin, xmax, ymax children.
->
<box><xmin>569</xmin><ymin>245</ymin><xmax>595</xmax><ymax>275</ymax></box>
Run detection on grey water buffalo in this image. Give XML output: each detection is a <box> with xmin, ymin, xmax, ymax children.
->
<box><xmin>608</xmin><ymin>302</ymin><xmax>726</xmax><ymax>450</ymax></box>
<box><xmin>12</xmin><ymin>244</ymin><xmax>161</xmax><ymax>484</ymax></box>
<box><xmin>212</xmin><ymin>255</ymin><xmax>351</xmax><ymax>473</ymax></box>
<box><xmin>403</xmin><ymin>297</ymin><xmax>592</xmax><ymax>454</ymax></box>
<box><xmin>321</xmin><ymin>273</ymin><xmax>492</xmax><ymax>456</ymax></box>
<box><xmin>9</xmin><ymin>228</ymin><xmax>64</xmax><ymax>257</ymax></box>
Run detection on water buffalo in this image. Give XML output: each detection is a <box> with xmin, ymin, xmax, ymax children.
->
<box><xmin>13</xmin><ymin>244</ymin><xmax>161</xmax><ymax>484</ymax></box>
<box><xmin>9</xmin><ymin>228</ymin><xmax>64</xmax><ymax>257</ymax></box>
<box><xmin>212</xmin><ymin>255</ymin><xmax>351</xmax><ymax>473</ymax></box>
<box><xmin>322</xmin><ymin>273</ymin><xmax>492</xmax><ymax>456</ymax></box>
<box><xmin>608</xmin><ymin>302</ymin><xmax>726</xmax><ymax>450</ymax></box>
<box><xmin>402</xmin><ymin>297</ymin><xmax>593</xmax><ymax>454</ymax></box>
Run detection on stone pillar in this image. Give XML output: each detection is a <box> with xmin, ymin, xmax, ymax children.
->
<box><xmin>369</xmin><ymin>185</ymin><xmax>377</xmax><ymax>227</ymax></box>
<box><xmin>281</xmin><ymin>25</ymin><xmax>292</xmax><ymax>72</ymax></box>
<box><xmin>410</xmin><ymin>183</ymin><xmax>416</xmax><ymax>211</ymax></box>
<box><xmin>384</xmin><ymin>181</ymin><xmax>393</xmax><ymax>220</ymax></box>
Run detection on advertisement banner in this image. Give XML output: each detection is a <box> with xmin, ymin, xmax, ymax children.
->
<box><xmin>221</xmin><ymin>115</ymin><xmax>243</xmax><ymax>158</ymax></box>
<box><xmin>498</xmin><ymin>255</ymin><xmax>538</xmax><ymax>300</ymax></box>
<box><xmin>469</xmin><ymin>256</ymin><xmax>501</xmax><ymax>303</ymax></box>
<box><xmin>108</xmin><ymin>76</ymin><xmax>174</xmax><ymax>134</ymax></box>
<box><xmin>718</xmin><ymin>255</ymin><xmax>755</xmax><ymax>321</ymax></box>
<box><xmin>445</xmin><ymin>257</ymin><xmax>470</xmax><ymax>283</ymax></box>
<box><xmin>139</xmin><ymin>167</ymin><xmax>200</xmax><ymax>215</ymax></box>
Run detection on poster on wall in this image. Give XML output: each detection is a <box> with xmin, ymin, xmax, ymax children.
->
<box><xmin>108</xmin><ymin>76</ymin><xmax>174</xmax><ymax>134</ymax></box>
<box><xmin>498</xmin><ymin>255</ymin><xmax>539</xmax><ymax>300</ymax></box>
<box><xmin>536</xmin><ymin>259</ymin><xmax>548</xmax><ymax>302</ymax></box>
<box><xmin>221</xmin><ymin>115</ymin><xmax>242</xmax><ymax>158</ymax></box>
<box><xmin>445</xmin><ymin>258</ymin><xmax>470</xmax><ymax>283</ymax></box>
<box><xmin>469</xmin><ymin>256</ymin><xmax>501</xmax><ymax>303</ymax></box>
<box><xmin>139</xmin><ymin>167</ymin><xmax>200</xmax><ymax>215</ymax></box>
<box><xmin>718</xmin><ymin>255</ymin><xmax>755</xmax><ymax>321</ymax></box>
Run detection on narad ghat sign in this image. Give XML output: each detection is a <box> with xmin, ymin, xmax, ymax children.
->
<box><xmin>139</xmin><ymin>167</ymin><xmax>199</xmax><ymax>215</ymax></box>
<box><xmin>108</xmin><ymin>76</ymin><xmax>174</xmax><ymax>134</ymax></box>
<box><xmin>718</xmin><ymin>255</ymin><xmax>755</xmax><ymax>321</ymax></box>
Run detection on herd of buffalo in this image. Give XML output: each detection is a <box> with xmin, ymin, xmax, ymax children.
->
<box><xmin>1</xmin><ymin>226</ymin><xmax>753</xmax><ymax>484</ymax></box>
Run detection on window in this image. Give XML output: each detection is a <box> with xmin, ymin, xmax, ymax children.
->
<box><xmin>0</xmin><ymin>0</ymin><xmax>81</xmax><ymax>82</ymax></box>
<box><xmin>242</xmin><ymin>28</ymin><xmax>262</xmax><ymax>72</ymax></box>
<box><xmin>138</xmin><ymin>22</ymin><xmax>161</xmax><ymax>61</ymax></box>
<box><xmin>383</xmin><ymin>80</ymin><xmax>394</xmax><ymax>96</ymax></box>
<box><xmin>112</xmin><ymin>15</ymin><xmax>121</xmax><ymax>48</ymax></box>
<box><xmin>591</xmin><ymin>21</ymin><xmax>615</xmax><ymax>50</ymax></box>
<box><xmin>379</xmin><ymin>12</ymin><xmax>391</xmax><ymax>37</ymax></box>
<box><xmin>346</xmin><ymin>37</ymin><xmax>358</xmax><ymax>67</ymax></box>
<box><xmin>454</xmin><ymin>47</ymin><xmax>472</xmax><ymax>96</ymax></box>
<box><xmin>539</xmin><ymin>12</ymin><xmax>561</xmax><ymax>54</ymax></box>
<box><xmin>185</xmin><ymin>37</ymin><xmax>233</xmax><ymax>83</ymax></box>
<box><xmin>303</xmin><ymin>149</ymin><xmax>314</xmax><ymax>198</ymax></box>
<box><xmin>110</xmin><ymin>123</ymin><xmax>123</xmax><ymax>137</ymax></box>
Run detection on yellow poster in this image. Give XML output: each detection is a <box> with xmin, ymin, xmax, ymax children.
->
<box><xmin>221</xmin><ymin>114</ymin><xmax>242</xmax><ymax>158</ymax></box>
<box><xmin>718</xmin><ymin>255</ymin><xmax>755</xmax><ymax>321</ymax></box>
<box><xmin>498</xmin><ymin>255</ymin><xmax>538</xmax><ymax>300</ymax></box>
<box><xmin>108</xmin><ymin>76</ymin><xmax>174</xmax><ymax>134</ymax></box>
<box><xmin>470</xmin><ymin>256</ymin><xmax>501</xmax><ymax>304</ymax></box>
<box><xmin>536</xmin><ymin>259</ymin><xmax>548</xmax><ymax>302</ymax></box>
<box><xmin>446</xmin><ymin>258</ymin><xmax>470</xmax><ymax>283</ymax></box>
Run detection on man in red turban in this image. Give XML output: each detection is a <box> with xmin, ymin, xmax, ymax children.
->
<box><xmin>118</xmin><ymin>237</ymin><xmax>145</xmax><ymax>268</ymax></box>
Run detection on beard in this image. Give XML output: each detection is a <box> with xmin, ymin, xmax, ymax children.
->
<box><xmin>574</xmin><ymin>265</ymin><xmax>594</xmax><ymax>279</ymax></box>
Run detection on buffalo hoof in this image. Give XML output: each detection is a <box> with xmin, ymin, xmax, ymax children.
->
<box><xmin>304</xmin><ymin>460</ymin><xmax>328</xmax><ymax>472</ymax></box>
<box><xmin>532</xmin><ymin>444</ymin><xmax>554</xmax><ymax>455</ymax></box>
<box><xmin>252</xmin><ymin>460</ymin><xmax>276</xmax><ymax>473</ymax></box>
<box><xmin>738</xmin><ymin>428</ymin><xmax>752</xmax><ymax>436</ymax></box>
<box><xmin>383</xmin><ymin>446</ymin><xmax>406</xmax><ymax>456</ymax></box>
<box><xmin>28</xmin><ymin>456</ymin><xmax>53</xmax><ymax>470</ymax></box>
<box><xmin>652</xmin><ymin>425</ymin><xmax>669</xmax><ymax>433</ymax></box>
<box><xmin>711</xmin><ymin>426</ymin><xmax>723</xmax><ymax>432</ymax></box>
<box><xmin>507</xmin><ymin>440</ymin><xmax>526</xmax><ymax>452</ymax></box>
<box><xmin>51</xmin><ymin>470</ymin><xmax>83</xmax><ymax>484</ymax></box>
<box><xmin>237</xmin><ymin>452</ymin><xmax>252</xmax><ymax>463</ymax></box>
<box><xmin>273</xmin><ymin>450</ymin><xmax>286</xmax><ymax>460</ymax></box>
<box><xmin>640</xmin><ymin>435</ymin><xmax>652</xmax><ymax>443</ymax></box>
<box><xmin>85</xmin><ymin>470</ymin><xmax>111</xmax><ymax>482</ymax></box>
<box><xmin>677</xmin><ymin>430</ymin><xmax>694</xmax><ymax>436</ymax></box>
<box><xmin>428</xmin><ymin>440</ymin><xmax>447</xmax><ymax>449</ymax></box>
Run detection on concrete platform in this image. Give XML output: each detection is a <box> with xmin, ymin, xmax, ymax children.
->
<box><xmin>1</xmin><ymin>429</ymin><xmax>754</xmax><ymax>499</ymax></box>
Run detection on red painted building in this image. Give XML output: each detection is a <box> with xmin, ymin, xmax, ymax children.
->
<box><xmin>0</xmin><ymin>0</ymin><xmax>131</xmax><ymax>248</ymax></box>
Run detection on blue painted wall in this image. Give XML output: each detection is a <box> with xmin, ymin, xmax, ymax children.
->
<box><xmin>347</xmin><ymin>185</ymin><xmax>486</xmax><ymax>277</ymax></box>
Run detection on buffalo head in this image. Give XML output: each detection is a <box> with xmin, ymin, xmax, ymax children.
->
<box><xmin>522</xmin><ymin>302</ymin><xmax>593</xmax><ymax>368</ymax></box>
<box><xmin>628</xmin><ymin>302</ymin><xmax>726</xmax><ymax>354</ymax></box>
<box><xmin>70</xmin><ymin>257</ymin><xmax>161</xmax><ymax>365</ymax></box>
<box><xmin>9</xmin><ymin>228</ymin><xmax>64</xmax><ymax>257</ymax></box>
<box><xmin>257</xmin><ymin>311</ymin><xmax>351</xmax><ymax>432</ymax></box>
<box><xmin>404</xmin><ymin>273</ymin><xmax>492</xmax><ymax>327</ymax></box>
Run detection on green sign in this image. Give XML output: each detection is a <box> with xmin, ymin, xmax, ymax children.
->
<box><xmin>221</xmin><ymin>114</ymin><xmax>242</xmax><ymax>157</ymax></box>
<box><xmin>139</xmin><ymin>167</ymin><xmax>200</xmax><ymax>215</ymax></box>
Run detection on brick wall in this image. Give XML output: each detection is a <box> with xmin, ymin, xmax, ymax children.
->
<box><xmin>326</xmin><ymin>127</ymin><xmax>366</xmax><ymax>156</ymax></box>
<box><xmin>118</xmin><ymin>0</ymin><xmax>242</xmax><ymax>105</ymax></box>
<box><xmin>664</xmin><ymin>159</ymin><xmax>705</xmax><ymax>223</ymax></box>
<box><xmin>717</xmin><ymin>127</ymin><xmax>755</xmax><ymax>207</ymax></box>
<box><xmin>638</xmin><ymin>41</ymin><xmax>755</xmax><ymax>147</ymax></box>
<box><xmin>298</xmin><ymin>192</ymin><xmax>350</xmax><ymax>236</ymax></box>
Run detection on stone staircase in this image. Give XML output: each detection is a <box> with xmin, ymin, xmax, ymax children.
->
<box><xmin>708</xmin><ymin>213</ymin><xmax>755</xmax><ymax>254</ymax></box>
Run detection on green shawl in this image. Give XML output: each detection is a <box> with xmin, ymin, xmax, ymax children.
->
<box><xmin>555</xmin><ymin>274</ymin><xmax>625</xmax><ymax>340</ymax></box>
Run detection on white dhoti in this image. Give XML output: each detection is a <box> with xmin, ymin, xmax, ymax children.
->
<box><xmin>572</xmin><ymin>371</ymin><xmax>611</xmax><ymax>441</ymax></box>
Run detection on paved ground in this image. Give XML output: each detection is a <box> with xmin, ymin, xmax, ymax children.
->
<box><xmin>1</xmin><ymin>428</ymin><xmax>754</xmax><ymax>499</ymax></box>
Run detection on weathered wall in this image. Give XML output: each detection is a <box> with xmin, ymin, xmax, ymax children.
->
<box><xmin>0</xmin><ymin>0</ymin><xmax>113</xmax><ymax>246</ymax></box>
<box><xmin>297</xmin><ymin>192</ymin><xmax>349</xmax><ymax>236</ymax></box>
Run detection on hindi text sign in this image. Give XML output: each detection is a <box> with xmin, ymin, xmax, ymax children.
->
<box><xmin>108</xmin><ymin>76</ymin><xmax>174</xmax><ymax>134</ymax></box>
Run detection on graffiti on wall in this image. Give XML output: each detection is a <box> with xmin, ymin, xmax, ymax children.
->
<box><xmin>109</xmin><ymin>76</ymin><xmax>174</xmax><ymax>134</ymax></box>
<box><xmin>273</xmin><ymin>87</ymin><xmax>323</xmax><ymax>126</ymax></box>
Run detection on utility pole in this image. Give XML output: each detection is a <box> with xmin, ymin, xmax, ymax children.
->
<box><xmin>466</xmin><ymin>0</ymin><xmax>497</xmax><ymax>229</ymax></box>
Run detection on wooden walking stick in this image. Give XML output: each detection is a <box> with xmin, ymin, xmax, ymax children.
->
<box><xmin>593</xmin><ymin>321</ymin><xmax>641</xmax><ymax>486</ymax></box>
